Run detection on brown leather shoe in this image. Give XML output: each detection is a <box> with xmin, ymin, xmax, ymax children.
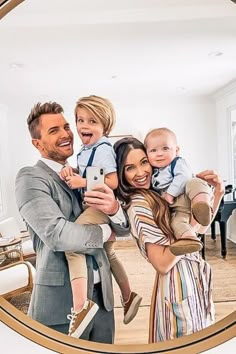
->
<box><xmin>67</xmin><ymin>300</ymin><xmax>99</xmax><ymax>338</ymax></box>
<box><xmin>192</xmin><ymin>201</ymin><xmax>212</xmax><ymax>226</ymax></box>
<box><xmin>121</xmin><ymin>292</ymin><xmax>142</xmax><ymax>325</ymax></box>
<box><xmin>169</xmin><ymin>237</ymin><xmax>203</xmax><ymax>256</ymax></box>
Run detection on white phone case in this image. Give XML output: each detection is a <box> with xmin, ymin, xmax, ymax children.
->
<box><xmin>86</xmin><ymin>166</ymin><xmax>105</xmax><ymax>191</ymax></box>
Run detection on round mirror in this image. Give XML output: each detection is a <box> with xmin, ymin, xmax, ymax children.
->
<box><xmin>0</xmin><ymin>1</ymin><xmax>236</xmax><ymax>353</ymax></box>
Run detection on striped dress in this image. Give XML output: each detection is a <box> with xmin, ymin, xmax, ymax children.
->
<box><xmin>127</xmin><ymin>194</ymin><xmax>215</xmax><ymax>342</ymax></box>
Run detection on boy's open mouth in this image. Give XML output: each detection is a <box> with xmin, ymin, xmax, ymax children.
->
<box><xmin>81</xmin><ymin>132</ymin><xmax>93</xmax><ymax>145</ymax></box>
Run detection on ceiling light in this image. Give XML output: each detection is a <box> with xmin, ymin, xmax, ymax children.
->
<box><xmin>176</xmin><ymin>86</ymin><xmax>186</xmax><ymax>91</ymax></box>
<box><xmin>208</xmin><ymin>51</ymin><xmax>224</xmax><ymax>57</ymax></box>
<box><xmin>9</xmin><ymin>62</ymin><xmax>24</xmax><ymax>69</ymax></box>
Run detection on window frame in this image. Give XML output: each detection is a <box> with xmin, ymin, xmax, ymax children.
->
<box><xmin>227</xmin><ymin>104</ymin><xmax>236</xmax><ymax>187</ymax></box>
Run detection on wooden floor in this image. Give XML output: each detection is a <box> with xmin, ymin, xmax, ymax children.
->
<box><xmin>112</xmin><ymin>238</ymin><xmax>236</xmax><ymax>345</ymax></box>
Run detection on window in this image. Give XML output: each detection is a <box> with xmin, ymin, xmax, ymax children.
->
<box><xmin>0</xmin><ymin>104</ymin><xmax>7</xmax><ymax>215</ymax></box>
<box><xmin>232</xmin><ymin>121</ymin><xmax>236</xmax><ymax>186</ymax></box>
<box><xmin>0</xmin><ymin>180</ymin><xmax>3</xmax><ymax>214</ymax></box>
<box><xmin>230</xmin><ymin>107</ymin><xmax>236</xmax><ymax>187</ymax></box>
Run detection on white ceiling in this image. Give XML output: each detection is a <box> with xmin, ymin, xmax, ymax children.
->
<box><xmin>1</xmin><ymin>0</ymin><xmax>236</xmax><ymax>107</ymax></box>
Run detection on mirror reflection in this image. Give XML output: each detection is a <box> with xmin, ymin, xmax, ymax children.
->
<box><xmin>0</xmin><ymin>0</ymin><xmax>236</xmax><ymax>349</ymax></box>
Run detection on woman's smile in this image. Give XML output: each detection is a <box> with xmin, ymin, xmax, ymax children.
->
<box><xmin>133</xmin><ymin>174</ymin><xmax>150</xmax><ymax>187</ymax></box>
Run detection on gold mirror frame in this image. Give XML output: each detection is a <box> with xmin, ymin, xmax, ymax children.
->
<box><xmin>0</xmin><ymin>1</ymin><xmax>235</xmax><ymax>352</ymax></box>
<box><xmin>1</xmin><ymin>296</ymin><xmax>235</xmax><ymax>353</ymax></box>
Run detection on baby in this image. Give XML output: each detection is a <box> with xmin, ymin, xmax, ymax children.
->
<box><xmin>144</xmin><ymin>127</ymin><xmax>213</xmax><ymax>255</ymax></box>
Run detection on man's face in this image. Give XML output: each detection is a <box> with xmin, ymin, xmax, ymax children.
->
<box><xmin>33</xmin><ymin>113</ymin><xmax>74</xmax><ymax>165</ymax></box>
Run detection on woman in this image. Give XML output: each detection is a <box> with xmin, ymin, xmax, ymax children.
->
<box><xmin>113</xmin><ymin>137</ymin><xmax>225</xmax><ymax>342</ymax></box>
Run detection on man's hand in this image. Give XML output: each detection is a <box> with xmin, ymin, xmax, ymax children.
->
<box><xmin>84</xmin><ymin>184</ymin><xmax>119</xmax><ymax>215</ymax></box>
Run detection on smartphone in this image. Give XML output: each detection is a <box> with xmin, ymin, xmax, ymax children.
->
<box><xmin>86</xmin><ymin>166</ymin><xmax>105</xmax><ymax>191</ymax></box>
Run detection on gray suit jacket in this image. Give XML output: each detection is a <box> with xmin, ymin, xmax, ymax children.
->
<box><xmin>15</xmin><ymin>160</ymin><xmax>130</xmax><ymax>326</ymax></box>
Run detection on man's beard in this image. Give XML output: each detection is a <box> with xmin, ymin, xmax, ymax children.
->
<box><xmin>47</xmin><ymin>149</ymin><xmax>73</xmax><ymax>163</ymax></box>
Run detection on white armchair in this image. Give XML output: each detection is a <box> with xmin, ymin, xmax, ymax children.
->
<box><xmin>0</xmin><ymin>217</ymin><xmax>21</xmax><ymax>239</ymax></box>
<box><xmin>0</xmin><ymin>249</ymin><xmax>35</xmax><ymax>300</ymax></box>
<box><xmin>21</xmin><ymin>238</ymin><xmax>36</xmax><ymax>260</ymax></box>
<box><xmin>0</xmin><ymin>217</ymin><xmax>36</xmax><ymax>260</ymax></box>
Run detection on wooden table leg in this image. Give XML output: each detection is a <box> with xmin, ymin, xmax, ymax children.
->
<box><xmin>219</xmin><ymin>221</ymin><xmax>227</xmax><ymax>258</ymax></box>
<box><xmin>211</xmin><ymin>220</ymin><xmax>216</xmax><ymax>240</ymax></box>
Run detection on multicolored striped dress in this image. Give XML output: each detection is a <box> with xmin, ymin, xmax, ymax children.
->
<box><xmin>127</xmin><ymin>194</ymin><xmax>215</xmax><ymax>342</ymax></box>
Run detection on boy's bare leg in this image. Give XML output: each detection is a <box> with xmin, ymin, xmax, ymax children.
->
<box><xmin>104</xmin><ymin>240</ymin><xmax>131</xmax><ymax>302</ymax></box>
<box><xmin>71</xmin><ymin>277</ymin><xmax>88</xmax><ymax>311</ymax></box>
<box><xmin>78</xmin><ymin>207</ymin><xmax>142</xmax><ymax>324</ymax></box>
<box><xmin>66</xmin><ymin>262</ymin><xmax>99</xmax><ymax>339</ymax></box>
<box><xmin>104</xmin><ymin>240</ymin><xmax>142</xmax><ymax>324</ymax></box>
<box><xmin>66</xmin><ymin>208</ymin><xmax>104</xmax><ymax>338</ymax></box>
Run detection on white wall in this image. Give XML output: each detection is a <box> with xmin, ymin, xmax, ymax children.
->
<box><xmin>214</xmin><ymin>80</ymin><xmax>236</xmax><ymax>242</ymax></box>
<box><xmin>1</xmin><ymin>96</ymin><xmax>217</xmax><ymax>229</ymax></box>
<box><xmin>0</xmin><ymin>102</ymin><xmax>40</xmax><ymax>228</ymax></box>
<box><xmin>214</xmin><ymin>81</ymin><xmax>236</xmax><ymax>183</ymax></box>
<box><xmin>0</xmin><ymin>104</ymin><xmax>11</xmax><ymax>220</ymax></box>
<box><xmin>114</xmin><ymin>96</ymin><xmax>217</xmax><ymax>172</ymax></box>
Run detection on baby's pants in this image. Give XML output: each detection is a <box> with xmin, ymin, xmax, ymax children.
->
<box><xmin>170</xmin><ymin>177</ymin><xmax>211</xmax><ymax>239</ymax></box>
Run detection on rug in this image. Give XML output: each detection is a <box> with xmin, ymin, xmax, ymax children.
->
<box><xmin>9</xmin><ymin>291</ymin><xmax>31</xmax><ymax>315</ymax></box>
<box><xmin>204</xmin><ymin>237</ymin><xmax>236</xmax><ymax>302</ymax></box>
<box><xmin>7</xmin><ymin>237</ymin><xmax>236</xmax><ymax>314</ymax></box>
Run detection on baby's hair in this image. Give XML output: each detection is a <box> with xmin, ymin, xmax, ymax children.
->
<box><xmin>74</xmin><ymin>95</ymin><xmax>115</xmax><ymax>136</ymax></box>
<box><xmin>144</xmin><ymin>127</ymin><xmax>177</xmax><ymax>147</ymax></box>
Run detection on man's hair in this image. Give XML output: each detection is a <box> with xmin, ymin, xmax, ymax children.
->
<box><xmin>27</xmin><ymin>102</ymin><xmax>64</xmax><ymax>139</ymax></box>
<box><xmin>74</xmin><ymin>95</ymin><xmax>115</xmax><ymax>136</ymax></box>
<box><xmin>144</xmin><ymin>127</ymin><xmax>177</xmax><ymax>147</ymax></box>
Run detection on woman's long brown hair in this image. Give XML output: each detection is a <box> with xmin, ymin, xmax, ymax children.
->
<box><xmin>114</xmin><ymin>137</ymin><xmax>175</xmax><ymax>241</ymax></box>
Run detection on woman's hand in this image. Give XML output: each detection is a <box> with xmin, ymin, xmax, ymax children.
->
<box><xmin>194</xmin><ymin>170</ymin><xmax>225</xmax><ymax>234</ymax></box>
<box><xmin>196</xmin><ymin>170</ymin><xmax>225</xmax><ymax>195</ymax></box>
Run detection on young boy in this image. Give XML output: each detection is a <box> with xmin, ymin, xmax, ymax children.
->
<box><xmin>60</xmin><ymin>95</ymin><xmax>142</xmax><ymax>338</ymax></box>
<box><xmin>144</xmin><ymin>127</ymin><xmax>213</xmax><ymax>256</ymax></box>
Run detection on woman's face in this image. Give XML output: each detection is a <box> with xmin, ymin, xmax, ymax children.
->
<box><xmin>124</xmin><ymin>148</ymin><xmax>152</xmax><ymax>189</ymax></box>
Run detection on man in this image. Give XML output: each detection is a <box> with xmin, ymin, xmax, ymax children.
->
<box><xmin>15</xmin><ymin>102</ymin><xmax>130</xmax><ymax>343</ymax></box>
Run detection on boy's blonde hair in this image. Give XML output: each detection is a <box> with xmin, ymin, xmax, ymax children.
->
<box><xmin>74</xmin><ymin>95</ymin><xmax>115</xmax><ymax>136</ymax></box>
<box><xmin>144</xmin><ymin>127</ymin><xmax>177</xmax><ymax>147</ymax></box>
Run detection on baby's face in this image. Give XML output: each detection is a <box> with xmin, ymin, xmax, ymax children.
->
<box><xmin>146</xmin><ymin>133</ymin><xmax>179</xmax><ymax>168</ymax></box>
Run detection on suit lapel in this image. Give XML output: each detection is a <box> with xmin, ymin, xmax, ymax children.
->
<box><xmin>36</xmin><ymin>160</ymin><xmax>81</xmax><ymax>217</ymax></box>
